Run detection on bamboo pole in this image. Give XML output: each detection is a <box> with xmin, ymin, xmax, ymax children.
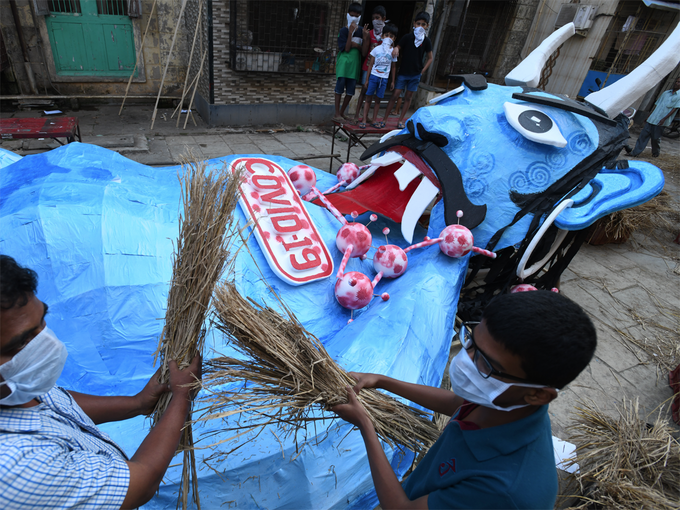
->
<box><xmin>174</xmin><ymin>0</ymin><xmax>203</xmax><ymax>125</ymax></box>
<box><xmin>150</xmin><ymin>0</ymin><xmax>189</xmax><ymax>130</ymax></box>
<box><xmin>119</xmin><ymin>0</ymin><xmax>158</xmax><ymax>116</ymax></box>
<box><xmin>183</xmin><ymin>49</ymin><xmax>207</xmax><ymax>129</ymax></box>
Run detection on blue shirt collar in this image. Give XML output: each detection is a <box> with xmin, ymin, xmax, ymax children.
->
<box><xmin>459</xmin><ymin>404</ymin><xmax>550</xmax><ymax>462</ymax></box>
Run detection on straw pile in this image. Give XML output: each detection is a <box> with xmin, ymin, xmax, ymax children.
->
<box><xmin>152</xmin><ymin>156</ymin><xmax>242</xmax><ymax>509</ymax></box>
<box><xmin>597</xmin><ymin>191</ymin><xmax>679</xmax><ymax>241</ymax></box>
<box><xmin>564</xmin><ymin>399</ymin><xmax>680</xmax><ymax>510</ymax></box>
<box><xmin>197</xmin><ymin>280</ymin><xmax>441</xmax><ymax>455</ymax></box>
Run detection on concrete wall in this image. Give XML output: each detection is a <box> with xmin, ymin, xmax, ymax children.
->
<box><xmin>0</xmin><ymin>0</ymin><xmax>189</xmax><ymax>97</ymax></box>
<box><xmin>493</xmin><ymin>0</ymin><xmax>542</xmax><ymax>81</ymax></box>
<box><xmin>521</xmin><ymin>0</ymin><xmax>621</xmax><ymax>100</ymax></box>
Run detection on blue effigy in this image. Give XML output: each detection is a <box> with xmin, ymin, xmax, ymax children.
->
<box><xmin>0</xmin><ymin>20</ymin><xmax>673</xmax><ymax>509</ymax></box>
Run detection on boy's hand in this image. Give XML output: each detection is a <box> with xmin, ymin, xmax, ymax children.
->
<box><xmin>134</xmin><ymin>368</ymin><xmax>170</xmax><ymax>416</ymax></box>
<box><xmin>349</xmin><ymin>21</ymin><xmax>358</xmax><ymax>34</ymax></box>
<box><xmin>331</xmin><ymin>386</ymin><xmax>372</xmax><ymax>430</ymax></box>
<box><xmin>363</xmin><ymin>24</ymin><xmax>370</xmax><ymax>35</ymax></box>
<box><xmin>392</xmin><ymin>47</ymin><xmax>399</xmax><ymax>58</ymax></box>
<box><xmin>349</xmin><ymin>371</ymin><xmax>382</xmax><ymax>393</ymax></box>
<box><xmin>390</xmin><ymin>82</ymin><xmax>394</xmax><ymax>91</ymax></box>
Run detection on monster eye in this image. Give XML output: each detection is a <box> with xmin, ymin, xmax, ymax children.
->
<box><xmin>503</xmin><ymin>102</ymin><xmax>567</xmax><ymax>148</ymax></box>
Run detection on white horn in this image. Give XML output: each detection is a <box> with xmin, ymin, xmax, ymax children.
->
<box><xmin>505</xmin><ymin>23</ymin><xmax>576</xmax><ymax>88</ymax></box>
<box><xmin>585</xmin><ymin>21</ymin><xmax>680</xmax><ymax>118</ymax></box>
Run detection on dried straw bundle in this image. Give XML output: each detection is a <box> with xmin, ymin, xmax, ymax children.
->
<box><xmin>198</xmin><ymin>281</ymin><xmax>441</xmax><ymax>455</ymax></box>
<box><xmin>601</xmin><ymin>191</ymin><xmax>679</xmax><ymax>241</ymax></box>
<box><xmin>564</xmin><ymin>399</ymin><xmax>680</xmax><ymax>510</ymax></box>
<box><xmin>152</xmin><ymin>156</ymin><xmax>242</xmax><ymax>509</ymax></box>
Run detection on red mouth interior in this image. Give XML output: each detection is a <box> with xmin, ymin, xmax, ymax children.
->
<box><xmin>314</xmin><ymin>148</ymin><xmax>441</xmax><ymax>223</ymax></box>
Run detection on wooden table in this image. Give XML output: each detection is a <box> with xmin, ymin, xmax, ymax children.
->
<box><xmin>0</xmin><ymin>117</ymin><xmax>82</xmax><ymax>145</ymax></box>
<box><xmin>329</xmin><ymin>117</ymin><xmax>404</xmax><ymax>172</ymax></box>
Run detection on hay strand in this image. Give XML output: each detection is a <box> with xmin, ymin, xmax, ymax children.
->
<box><xmin>197</xmin><ymin>281</ymin><xmax>441</xmax><ymax>456</ymax></box>
<box><xmin>152</xmin><ymin>155</ymin><xmax>242</xmax><ymax>509</ymax></box>
<box><xmin>563</xmin><ymin>398</ymin><xmax>680</xmax><ymax>510</ymax></box>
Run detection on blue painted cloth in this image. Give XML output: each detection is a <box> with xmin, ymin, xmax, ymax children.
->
<box><xmin>402</xmin><ymin>405</ymin><xmax>557</xmax><ymax>509</ymax></box>
<box><xmin>0</xmin><ymin>387</ymin><xmax>129</xmax><ymax>510</ymax></box>
<box><xmin>647</xmin><ymin>89</ymin><xmax>680</xmax><ymax>127</ymax></box>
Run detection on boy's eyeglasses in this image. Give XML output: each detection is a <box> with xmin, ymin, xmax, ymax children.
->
<box><xmin>458</xmin><ymin>321</ymin><xmax>538</xmax><ymax>384</ymax></box>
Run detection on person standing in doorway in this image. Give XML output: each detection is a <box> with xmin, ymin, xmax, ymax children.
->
<box><xmin>353</xmin><ymin>5</ymin><xmax>389</xmax><ymax>124</ymax></box>
<box><xmin>334</xmin><ymin>3</ymin><xmax>365</xmax><ymax>122</ymax></box>
<box><xmin>380</xmin><ymin>12</ymin><xmax>434</xmax><ymax>129</ymax></box>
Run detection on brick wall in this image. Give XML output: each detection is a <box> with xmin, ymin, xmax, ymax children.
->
<box><xmin>208</xmin><ymin>0</ymin><xmax>350</xmax><ymax>105</ymax></box>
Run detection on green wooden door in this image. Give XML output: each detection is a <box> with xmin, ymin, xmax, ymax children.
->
<box><xmin>45</xmin><ymin>1</ymin><xmax>137</xmax><ymax>77</ymax></box>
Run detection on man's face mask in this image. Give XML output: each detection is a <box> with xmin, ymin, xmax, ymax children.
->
<box><xmin>0</xmin><ymin>326</ymin><xmax>67</xmax><ymax>406</ymax></box>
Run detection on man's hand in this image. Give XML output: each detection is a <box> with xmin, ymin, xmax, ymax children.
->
<box><xmin>168</xmin><ymin>355</ymin><xmax>202</xmax><ymax>401</ymax></box>
<box><xmin>331</xmin><ymin>385</ymin><xmax>372</xmax><ymax>430</ymax></box>
<box><xmin>134</xmin><ymin>368</ymin><xmax>170</xmax><ymax>416</ymax></box>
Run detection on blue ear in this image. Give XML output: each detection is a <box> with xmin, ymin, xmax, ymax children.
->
<box><xmin>554</xmin><ymin>161</ymin><xmax>665</xmax><ymax>230</ymax></box>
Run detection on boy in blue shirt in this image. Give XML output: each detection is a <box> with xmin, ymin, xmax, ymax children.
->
<box><xmin>380</xmin><ymin>12</ymin><xmax>434</xmax><ymax>129</ymax></box>
<box><xmin>333</xmin><ymin>291</ymin><xmax>597</xmax><ymax>509</ymax></box>
<box><xmin>334</xmin><ymin>3</ymin><xmax>365</xmax><ymax>122</ymax></box>
<box><xmin>358</xmin><ymin>24</ymin><xmax>398</xmax><ymax>129</ymax></box>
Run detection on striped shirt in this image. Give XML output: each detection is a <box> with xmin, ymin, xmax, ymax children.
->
<box><xmin>0</xmin><ymin>387</ymin><xmax>130</xmax><ymax>509</ymax></box>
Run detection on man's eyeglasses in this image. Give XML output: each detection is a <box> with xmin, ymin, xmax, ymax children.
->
<box><xmin>458</xmin><ymin>322</ymin><xmax>538</xmax><ymax>384</ymax></box>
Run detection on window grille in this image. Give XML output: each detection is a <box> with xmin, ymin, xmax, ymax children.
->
<box><xmin>97</xmin><ymin>0</ymin><xmax>128</xmax><ymax>16</ymax></box>
<box><xmin>440</xmin><ymin>0</ymin><xmax>517</xmax><ymax>79</ymax></box>
<box><xmin>230</xmin><ymin>0</ymin><xmax>347</xmax><ymax>74</ymax></box>
<box><xmin>590</xmin><ymin>1</ymin><xmax>671</xmax><ymax>78</ymax></box>
<box><xmin>48</xmin><ymin>0</ymin><xmax>82</xmax><ymax>14</ymax></box>
<box><xmin>45</xmin><ymin>0</ymin><xmax>140</xmax><ymax>16</ymax></box>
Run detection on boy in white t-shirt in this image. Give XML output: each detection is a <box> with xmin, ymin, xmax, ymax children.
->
<box><xmin>359</xmin><ymin>24</ymin><xmax>398</xmax><ymax>129</ymax></box>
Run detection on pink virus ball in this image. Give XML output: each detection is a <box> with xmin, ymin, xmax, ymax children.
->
<box><xmin>335</xmin><ymin>272</ymin><xmax>374</xmax><ymax>310</ymax></box>
<box><xmin>373</xmin><ymin>245</ymin><xmax>408</xmax><ymax>278</ymax></box>
<box><xmin>511</xmin><ymin>284</ymin><xmax>538</xmax><ymax>293</ymax></box>
<box><xmin>336</xmin><ymin>223</ymin><xmax>372</xmax><ymax>257</ymax></box>
<box><xmin>438</xmin><ymin>224</ymin><xmax>474</xmax><ymax>258</ymax></box>
<box><xmin>336</xmin><ymin>162</ymin><xmax>360</xmax><ymax>184</ymax></box>
<box><xmin>288</xmin><ymin>164</ymin><xmax>316</xmax><ymax>195</ymax></box>
<box><xmin>381</xmin><ymin>293</ymin><xmax>390</xmax><ymax>301</ymax></box>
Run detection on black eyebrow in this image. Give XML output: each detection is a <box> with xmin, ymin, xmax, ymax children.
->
<box><xmin>4</xmin><ymin>302</ymin><xmax>49</xmax><ymax>353</ymax></box>
<box><xmin>511</xmin><ymin>92</ymin><xmax>617</xmax><ymax>126</ymax></box>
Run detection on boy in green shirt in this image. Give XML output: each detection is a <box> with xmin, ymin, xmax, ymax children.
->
<box><xmin>334</xmin><ymin>3</ymin><xmax>364</xmax><ymax>121</ymax></box>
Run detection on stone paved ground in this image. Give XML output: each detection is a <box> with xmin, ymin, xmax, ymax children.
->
<box><xmin>2</xmin><ymin>103</ymin><xmax>679</xmax><ymax>504</ymax></box>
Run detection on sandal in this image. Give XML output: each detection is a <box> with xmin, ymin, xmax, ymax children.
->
<box><xmin>372</xmin><ymin>121</ymin><xmax>385</xmax><ymax>129</ymax></box>
<box><xmin>359</xmin><ymin>122</ymin><xmax>367</xmax><ymax>129</ymax></box>
<box><xmin>397</xmin><ymin>121</ymin><xmax>405</xmax><ymax>129</ymax></box>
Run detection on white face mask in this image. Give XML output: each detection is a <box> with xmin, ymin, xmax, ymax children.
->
<box><xmin>382</xmin><ymin>37</ymin><xmax>394</xmax><ymax>48</ymax></box>
<box><xmin>372</xmin><ymin>19</ymin><xmax>385</xmax><ymax>36</ymax></box>
<box><xmin>347</xmin><ymin>14</ymin><xmax>360</xmax><ymax>28</ymax></box>
<box><xmin>0</xmin><ymin>326</ymin><xmax>67</xmax><ymax>406</ymax></box>
<box><xmin>448</xmin><ymin>348</ymin><xmax>547</xmax><ymax>411</ymax></box>
<box><xmin>413</xmin><ymin>25</ymin><xmax>426</xmax><ymax>47</ymax></box>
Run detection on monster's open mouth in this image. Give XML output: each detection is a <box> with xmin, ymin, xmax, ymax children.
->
<box><xmin>316</xmin><ymin>125</ymin><xmax>487</xmax><ymax>243</ymax></box>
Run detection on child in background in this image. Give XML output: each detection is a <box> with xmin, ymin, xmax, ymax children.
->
<box><xmin>352</xmin><ymin>5</ymin><xmax>388</xmax><ymax>124</ymax></box>
<box><xmin>334</xmin><ymin>3</ymin><xmax>365</xmax><ymax>122</ymax></box>
<box><xmin>359</xmin><ymin>24</ymin><xmax>398</xmax><ymax>129</ymax></box>
<box><xmin>381</xmin><ymin>12</ymin><xmax>434</xmax><ymax>129</ymax></box>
